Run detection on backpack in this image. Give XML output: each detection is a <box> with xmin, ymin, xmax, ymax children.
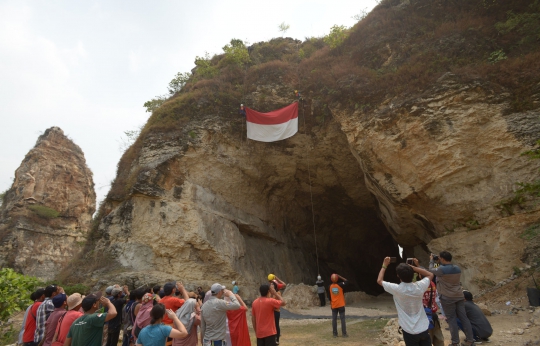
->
<box><xmin>424</xmin><ymin>281</ymin><xmax>436</xmax><ymax>330</ymax></box>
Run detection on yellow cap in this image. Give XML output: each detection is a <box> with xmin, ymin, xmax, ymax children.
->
<box><xmin>268</xmin><ymin>274</ymin><xmax>275</xmax><ymax>281</ymax></box>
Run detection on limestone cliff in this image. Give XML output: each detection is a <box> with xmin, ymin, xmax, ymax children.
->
<box><xmin>0</xmin><ymin>127</ymin><xmax>96</xmax><ymax>281</ymax></box>
<box><xmin>85</xmin><ymin>0</ymin><xmax>540</xmax><ymax>297</ymax></box>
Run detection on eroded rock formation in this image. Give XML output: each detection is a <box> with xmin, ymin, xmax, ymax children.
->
<box><xmin>0</xmin><ymin>127</ymin><xmax>96</xmax><ymax>280</ymax></box>
<box><xmin>88</xmin><ymin>0</ymin><xmax>540</xmax><ymax>297</ymax></box>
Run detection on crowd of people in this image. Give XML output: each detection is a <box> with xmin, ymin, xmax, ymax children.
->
<box><xmin>17</xmin><ymin>250</ymin><xmax>493</xmax><ymax>346</ymax></box>
<box><xmin>18</xmin><ymin>275</ymin><xmax>289</xmax><ymax>346</ymax></box>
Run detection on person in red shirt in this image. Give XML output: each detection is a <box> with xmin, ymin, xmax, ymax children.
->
<box><xmin>159</xmin><ymin>282</ymin><xmax>188</xmax><ymax>346</ymax></box>
<box><xmin>329</xmin><ymin>273</ymin><xmax>348</xmax><ymax>338</ymax></box>
<box><xmin>251</xmin><ymin>284</ymin><xmax>286</xmax><ymax>346</ymax></box>
<box><xmin>23</xmin><ymin>288</ymin><xmax>45</xmax><ymax>346</ymax></box>
<box><xmin>52</xmin><ymin>293</ymin><xmax>84</xmax><ymax>346</ymax></box>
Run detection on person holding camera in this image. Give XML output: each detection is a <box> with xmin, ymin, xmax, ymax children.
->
<box><xmin>429</xmin><ymin>251</ymin><xmax>475</xmax><ymax>346</ymax></box>
<box><xmin>377</xmin><ymin>257</ymin><xmax>434</xmax><ymax>346</ymax></box>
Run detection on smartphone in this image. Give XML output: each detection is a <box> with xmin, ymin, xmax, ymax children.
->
<box><xmin>406</xmin><ymin>258</ymin><xmax>414</xmax><ymax>265</ymax></box>
<box><xmin>390</xmin><ymin>257</ymin><xmax>397</xmax><ymax>263</ymax></box>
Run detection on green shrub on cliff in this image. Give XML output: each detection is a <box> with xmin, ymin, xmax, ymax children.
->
<box><xmin>27</xmin><ymin>205</ymin><xmax>60</xmax><ymax>218</ymax></box>
<box><xmin>324</xmin><ymin>25</ymin><xmax>350</xmax><ymax>49</ymax></box>
<box><xmin>221</xmin><ymin>39</ymin><xmax>251</xmax><ymax>67</ymax></box>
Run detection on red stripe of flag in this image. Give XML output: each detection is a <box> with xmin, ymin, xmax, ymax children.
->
<box><xmin>245</xmin><ymin>103</ymin><xmax>298</xmax><ymax>125</ymax></box>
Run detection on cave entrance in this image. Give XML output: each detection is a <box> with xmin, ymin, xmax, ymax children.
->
<box><xmin>250</xmin><ymin>119</ymin><xmax>401</xmax><ymax>295</ymax></box>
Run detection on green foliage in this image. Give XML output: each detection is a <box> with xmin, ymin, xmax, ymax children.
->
<box><xmin>27</xmin><ymin>205</ymin><xmax>60</xmax><ymax>219</ymax></box>
<box><xmin>0</xmin><ymin>268</ymin><xmax>41</xmax><ymax>323</ymax></box>
<box><xmin>323</xmin><ymin>25</ymin><xmax>350</xmax><ymax>49</ymax></box>
<box><xmin>488</xmin><ymin>49</ymin><xmax>507</xmax><ymax>63</ymax></box>
<box><xmin>278</xmin><ymin>22</ymin><xmax>290</xmax><ymax>35</ymax></box>
<box><xmin>222</xmin><ymin>39</ymin><xmax>251</xmax><ymax>67</ymax></box>
<box><xmin>168</xmin><ymin>72</ymin><xmax>191</xmax><ymax>94</ymax></box>
<box><xmin>521</xmin><ymin>224</ymin><xmax>540</xmax><ymax>240</ymax></box>
<box><xmin>143</xmin><ymin>96</ymin><xmax>168</xmax><ymax>113</ymax></box>
<box><xmin>495</xmin><ymin>1</ymin><xmax>540</xmax><ymax>46</ymax></box>
<box><xmin>193</xmin><ymin>52</ymin><xmax>219</xmax><ymax>79</ymax></box>
<box><xmin>513</xmin><ymin>266</ymin><xmax>522</xmax><ymax>276</ymax></box>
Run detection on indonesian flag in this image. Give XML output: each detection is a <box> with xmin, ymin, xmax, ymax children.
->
<box><xmin>245</xmin><ymin>103</ymin><xmax>298</xmax><ymax>142</ymax></box>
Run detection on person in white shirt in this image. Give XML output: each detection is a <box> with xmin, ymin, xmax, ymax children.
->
<box><xmin>377</xmin><ymin>257</ymin><xmax>435</xmax><ymax>346</ymax></box>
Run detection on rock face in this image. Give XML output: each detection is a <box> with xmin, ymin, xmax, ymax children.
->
<box><xmin>90</xmin><ymin>1</ymin><xmax>540</xmax><ymax>297</ymax></box>
<box><xmin>0</xmin><ymin>127</ymin><xmax>96</xmax><ymax>280</ymax></box>
<box><xmin>95</xmin><ymin>115</ymin><xmax>399</xmax><ymax>296</ymax></box>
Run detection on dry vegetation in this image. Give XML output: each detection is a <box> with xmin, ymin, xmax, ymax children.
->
<box><xmin>105</xmin><ymin>0</ymin><xmax>540</xmax><ymax>205</ymax></box>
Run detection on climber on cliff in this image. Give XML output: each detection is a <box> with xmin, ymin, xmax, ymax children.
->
<box><xmin>239</xmin><ymin>104</ymin><xmax>246</xmax><ymax>117</ymax></box>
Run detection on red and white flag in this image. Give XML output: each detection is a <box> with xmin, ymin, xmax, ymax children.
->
<box><xmin>245</xmin><ymin>103</ymin><xmax>298</xmax><ymax>142</ymax></box>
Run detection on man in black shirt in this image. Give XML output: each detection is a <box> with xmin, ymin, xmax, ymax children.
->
<box><xmin>458</xmin><ymin>291</ymin><xmax>493</xmax><ymax>343</ymax></box>
<box><xmin>106</xmin><ymin>286</ymin><xmax>129</xmax><ymax>346</ymax></box>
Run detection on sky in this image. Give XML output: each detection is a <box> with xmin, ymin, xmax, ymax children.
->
<box><xmin>0</xmin><ymin>0</ymin><xmax>379</xmax><ymax>205</ymax></box>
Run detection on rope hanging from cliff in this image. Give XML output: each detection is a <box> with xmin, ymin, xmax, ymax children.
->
<box><xmin>300</xmin><ymin>99</ymin><xmax>320</xmax><ymax>276</ymax></box>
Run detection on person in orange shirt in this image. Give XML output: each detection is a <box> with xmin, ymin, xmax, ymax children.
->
<box><xmin>160</xmin><ymin>282</ymin><xmax>188</xmax><ymax>346</ymax></box>
<box><xmin>329</xmin><ymin>273</ymin><xmax>348</xmax><ymax>338</ymax></box>
<box><xmin>252</xmin><ymin>284</ymin><xmax>286</xmax><ymax>346</ymax></box>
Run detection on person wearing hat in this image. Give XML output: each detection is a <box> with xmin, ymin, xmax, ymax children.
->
<box><xmin>106</xmin><ymin>286</ymin><xmax>130</xmax><ymax>346</ymax></box>
<box><xmin>232</xmin><ymin>281</ymin><xmax>239</xmax><ymax>295</ymax></box>
<box><xmin>34</xmin><ymin>284</ymin><xmax>64</xmax><ymax>344</ymax></box>
<box><xmin>42</xmin><ymin>293</ymin><xmax>67</xmax><ymax>346</ymax></box>
<box><xmin>201</xmin><ymin>283</ymin><xmax>240</xmax><ymax>346</ymax></box>
<box><xmin>53</xmin><ymin>293</ymin><xmax>84</xmax><ymax>346</ymax></box>
<box><xmin>457</xmin><ymin>291</ymin><xmax>493</xmax><ymax>343</ymax></box>
<box><xmin>63</xmin><ymin>293</ymin><xmax>117</xmax><ymax>346</ymax></box>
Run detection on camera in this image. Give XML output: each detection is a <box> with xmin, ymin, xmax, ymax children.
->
<box><xmin>432</xmin><ymin>254</ymin><xmax>439</xmax><ymax>261</ymax></box>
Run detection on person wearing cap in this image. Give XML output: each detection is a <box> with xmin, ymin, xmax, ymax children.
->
<box><xmin>64</xmin><ymin>293</ymin><xmax>117</xmax><ymax>346</ymax></box>
<box><xmin>457</xmin><ymin>291</ymin><xmax>493</xmax><ymax>343</ymax></box>
<box><xmin>201</xmin><ymin>283</ymin><xmax>240</xmax><ymax>346</ymax></box>
<box><xmin>34</xmin><ymin>284</ymin><xmax>63</xmax><ymax>344</ymax></box>
<box><xmin>316</xmin><ymin>275</ymin><xmax>326</xmax><ymax>307</ymax></box>
<box><xmin>252</xmin><ymin>283</ymin><xmax>286</xmax><ymax>346</ymax></box>
<box><xmin>42</xmin><ymin>293</ymin><xmax>67</xmax><ymax>346</ymax></box>
<box><xmin>53</xmin><ymin>293</ymin><xmax>84</xmax><ymax>346</ymax></box>
<box><xmin>106</xmin><ymin>286</ymin><xmax>130</xmax><ymax>346</ymax></box>
<box><xmin>267</xmin><ymin>275</ymin><xmax>286</xmax><ymax>345</ymax></box>
<box><xmin>22</xmin><ymin>288</ymin><xmax>45</xmax><ymax>346</ymax></box>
